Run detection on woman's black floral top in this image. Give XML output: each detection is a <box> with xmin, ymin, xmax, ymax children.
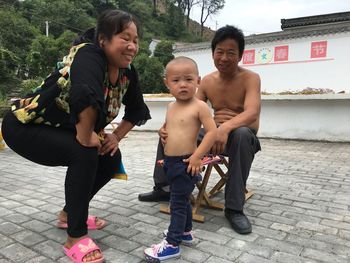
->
<box><xmin>11</xmin><ymin>43</ymin><xmax>151</xmax><ymax>132</ymax></box>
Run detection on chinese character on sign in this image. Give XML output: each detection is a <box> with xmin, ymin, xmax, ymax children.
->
<box><xmin>242</xmin><ymin>50</ymin><xmax>255</xmax><ymax>64</ymax></box>
<box><xmin>311</xmin><ymin>41</ymin><xmax>327</xmax><ymax>58</ymax></box>
<box><xmin>274</xmin><ymin>45</ymin><xmax>289</xmax><ymax>62</ymax></box>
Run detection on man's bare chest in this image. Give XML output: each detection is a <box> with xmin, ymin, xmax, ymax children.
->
<box><xmin>207</xmin><ymin>89</ymin><xmax>245</xmax><ymax>112</ymax></box>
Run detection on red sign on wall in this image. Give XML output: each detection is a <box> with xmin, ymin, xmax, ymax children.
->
<box><xmin>274</xmin><ymin>45</ymin><xmax>289</xmax><ymax>62</ymax></box>
<box><xmin>311</xmin><ymin>41</ymin><xmax>327</xmax><ymax>58</ymax></box>
<box><xmin>242</xmin><ymin>50</ymin><xmax>255</xmax><ymax>64</ymax></box>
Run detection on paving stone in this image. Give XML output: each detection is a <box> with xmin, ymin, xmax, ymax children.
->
<box><xmin>103</xmin><ymin>247</ymin><xmax>143</xmax><ymax>263</ymax></box>
<box><xmin>301</xmin><ymin>248</ymin><xmax>349</xmax><ymax>263</ymax></box>
<box><xmin>13</xmin><ymin>206</ymin><xmax>41</xmax><ymax>215</ymax></box>
<box><xmin>104</xmin><ymin>213</ymin><xmax>137</xmax><ymax>227</ymax></box>
<box><xmin>107</xmin><ymin>205</ymin><xmax>138</xmax><ymax>216</ymax></box>
<box><xmin>204</xmin><ymin>256</ymin><xmax>232</xmax><ymax>263</ymax></box>
<box><xmin>217</xmin><ymin>227</ymin><xmax>257</xmax><ymax>241</ymax></box>
<box><xmin>255</xmin><ymin>237</ymin><xmax>303</xmax><ymax>255</ymax></box>
<box><xmin>180</xmin><ymin>246</ymin><xmax>211</xmax><ymax>263</ymax></box>
<box><xmin>296</xmin><ymin>221</ymin><xmax>338</xmax><ymax>235</ymax></box>
<box><xmin>197</xmin><ymin>241</ymin><xmax>241</xmax><ymax>261</ymax></box>
<box><xmin>32</xmin><ymin>240</ymin><xmax>63</xmax><ymax>260</ymax></box>
<box><xmin>130</xmin><ymin>212</ymin><xmax>163</xmax><ymax>225</ymax></box>
<box><xmin>321</xmin><ymin>219</ymin><xmax>350</xmax><ymax>231</ymax></box>
<box><xmin>130</xmin><ymin>232</ymin><xmax>164</xmax><ymax>247</ymax></box>
<box><xmin>0</xmin><ymin>233</ymin><xmax>15</xmax><ymax>249</ymax></box>
<box><xmin>11</xmin><ymin>230</ymin><xmax>46</xmax><ymax>246</ymax></box>
<box><xmin>226</xmin><ymin>239</ymin><xmax>272</xmax><ymax>258</ymax></box>
<box><xmin>237</xmin><ymin>253</ymin><xmax>273</xmax><ymax>263</ymax></box>
<box><xmin>26</xmin><ymin>256</ymin><xmax>56</xmax><ymax>263</ymax></box>
<box><xmin>134</xmin><ymin>221</ymin><xmax>163</xmax><ymax>236</ymax></box>
<box><xmin>1</xmin><ymin>132</ymin><xmax>350</xmax><ymax>263</ymax></box>
<box><xmin>0</xmin><ymin>222</ymin><xmax>24</xmax><ymax>235</ymax></box>
<box><xmin>251</xmin><ymin>225</ymin><xmax>287</xmax><ymax>240</ymax></box>
<box><xmin>2</xmin><ymin>213</ymin><xmax>31</xmax><ymax>224</ymax></box>
<box><xmin>104</xmin><ymin>224</ymin><xmax>137</xmax><ymax>237</ymax></box>
<box><xmin>0</xmin><ymin>243</ymin><xmax>38</xmax><ymax>262</ymax></box>
<box><xmin>194</xmin><ymin>229</ymin><xmax>231</xmax><ymax>245</ymax></box>
<box><xmin>258</xmin><ymin>212</ymin><xmax>296</xmax><ymax>225</ymax></box>
<box><xmin>271</xmin><ymin>251</ymin><xmax>318</xmax><ymax>263</ymax></box>
<box><xmin>270</xmin><ymin>222</ymin><xmax>294</xmax><ymax>233</ymax></box>
<box><xmin>101</xmin><ymin>235</ymin><xmax>140</xmax><ymax>253</ymax></box>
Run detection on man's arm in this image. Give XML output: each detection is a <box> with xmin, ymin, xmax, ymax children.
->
<box><xmin>212</xmin><ymin>73</ymin><xmax>261</xmax><ymax>154</ymax></box>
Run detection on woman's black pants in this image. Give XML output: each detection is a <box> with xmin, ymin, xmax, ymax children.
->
<box><xmin>1</xmin><ymin>112</ymin><xmax>121</xmax><ymax>237</ymax></box>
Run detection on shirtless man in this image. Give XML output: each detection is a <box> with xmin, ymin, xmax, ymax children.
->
<box><xmin>144</xmin><ymin>57</ymin><xmax>216</xmax><ymax>261</ymax></box>
<box><xmin>139</xmin><ymin>25</ymin><xmax>261</xmax><ymax>234</ymax></box>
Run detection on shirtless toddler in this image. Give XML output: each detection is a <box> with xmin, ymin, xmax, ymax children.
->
<box><xmin>144</xmin><ymin>57</ymin><xmax>217</xmax><ymax>262</ymax></box>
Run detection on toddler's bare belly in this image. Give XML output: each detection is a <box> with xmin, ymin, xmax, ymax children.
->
<box><xmin>164</xmin><ymin>137</ymin><xmax>197</xmax><ymax>157</ymax></box>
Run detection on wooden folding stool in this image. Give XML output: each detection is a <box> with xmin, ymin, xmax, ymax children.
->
<box><xmin>160</xmin><ymin>155</ymin><xmax>254</xmax><ymax>223</ymax></box>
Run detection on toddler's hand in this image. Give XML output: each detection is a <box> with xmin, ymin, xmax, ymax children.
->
<box><xmin>183</xmin><ymin>155</ymin><xmax>202</xmax><ymax>176</ymax></box>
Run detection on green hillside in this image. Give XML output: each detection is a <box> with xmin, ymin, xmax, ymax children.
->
<box><xmin>0</xmin><ymin>0</ymin><xmax>218</xmax><ymax>98</ymax></box>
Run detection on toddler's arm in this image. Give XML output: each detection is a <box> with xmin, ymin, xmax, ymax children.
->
<box><xmin>185</xmin><ymin>101</ymin><xmax>217</xmax><ymax>175</ymax></box>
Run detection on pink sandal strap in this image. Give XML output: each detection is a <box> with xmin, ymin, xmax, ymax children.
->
<box><xmin>64</xmin><ymin>237</ymin><xmax>103</xmax><ymax>263</ymax></box>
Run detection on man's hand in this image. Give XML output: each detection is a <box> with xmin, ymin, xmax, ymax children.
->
<box><xmin>76</xmin><ymin>131</ymin><xmax>102</xmax><ymax>151</ymax></box>
<box><xmin>183</xmin><ymin>155</ymin><xmax>202</xmax><ymax>176</ymax></box>
<box><xmin>100</xmin><ymin>133</ymin><xmax>119</xmax><ymax>156</ymax></box>
<box><xmin>211</xmin><ymin>125</ymin><xmax>230</xmax><ymax>155</ymax></box>
<box><xmin>158</xmin><ymin>125</ymin><xmax>168</xmax><ymax>146</ymax></box>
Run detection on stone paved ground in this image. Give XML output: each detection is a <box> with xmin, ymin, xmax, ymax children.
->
<box><xmin>0</xmin><ymin>131</ymin><xmax>349</xmax><ymax>263</ymax></box>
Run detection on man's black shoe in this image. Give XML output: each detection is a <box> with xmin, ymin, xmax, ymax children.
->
<box><xmin>138</xmin><ymin>188</ymin><xmax>170</xmax><ymax>202</ymax></box>
<box><xmin>225</xmin><ymin>209</ymin><xmax>252</xmax><ymax>234</ymax></box>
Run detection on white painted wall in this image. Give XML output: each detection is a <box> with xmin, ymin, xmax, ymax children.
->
<box><xmin>174</xmin><ymin>32</ymin><xmax>350</xmax><ymax>94</ymax></box>
<box><xmin>112</xmin><ymin>94</ymin><xmax>350</xmax><ymax>142</ymax></box>
<box><xmin>258</xmin><ymin>94</ymin><xmax>350</xmax><ymax>141</ymax></box>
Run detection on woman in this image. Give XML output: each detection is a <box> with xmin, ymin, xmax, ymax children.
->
<box><xmin>1</xmin><ymin>9</ymin><xmax>150</xmax><ymax>263</ymax></box>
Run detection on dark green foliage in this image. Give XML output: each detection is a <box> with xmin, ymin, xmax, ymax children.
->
<box><xmin>0</xmin><ymin>0</ymin><xmax>216</xmax><ymax>94</ymax></box>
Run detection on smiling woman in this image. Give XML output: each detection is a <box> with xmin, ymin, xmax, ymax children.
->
<box><xmin>1</xmin><ymin>9</ymin><xmax>150</xmax><ymax>263</ymax></box>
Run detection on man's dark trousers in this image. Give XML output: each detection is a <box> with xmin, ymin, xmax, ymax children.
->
<box><xmin>152</xmin><ymin>127</ymin><xmax>261</xmax><ymax>211</ymax></box>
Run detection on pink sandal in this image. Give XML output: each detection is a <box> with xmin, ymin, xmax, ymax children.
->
<box><xmin>57</xmin><ymin>215</ymin><xmax>106</xmax><ymax>230</ymax></box>
<box><xmin>63</xmin><ymin>237</ymin><xmax>104</xmax><ymax>263</ymax></box>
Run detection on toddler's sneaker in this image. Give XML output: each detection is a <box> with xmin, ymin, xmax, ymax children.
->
<box><xmin>163</xmin><ymin>230</ymin><xmax>194</xmax><ymax>245</ymax></box>
<box><xmin>144</xmin><ymin>239</ymin><xmax>180</xmax><ymax>262</ymax></box>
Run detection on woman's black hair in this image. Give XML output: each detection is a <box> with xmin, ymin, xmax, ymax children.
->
<box><xmin>73</xmin><ymin>9</ymin><xmax>140</xmax><ymax>46</ymax></box>
<box><xmin>211</xmin><ymin>25</ymin><xmax>245</xmax><ymax>57</ymax></box>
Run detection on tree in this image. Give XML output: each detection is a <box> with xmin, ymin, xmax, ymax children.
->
<box><xmin>154</xmin><ymin>40</ymin><xmax>174</xmax><ymax>67</ymax></box>
<box><xmin>164</xmin><ymin>3</ymin><xmax>186</xmax><ymax>39</ymax></box>
<box><xmin>26</xmin><ymin>30</ymin><xmax>77</xmax><ymax>79</ymax></box>
<box><xmin>185</xmin><ymin>0</ymin><xmax>200</xmax><ymax>28</ymax></box>
<box><xmin>20</xmin><ymin>0</ymin><xmax>95</xmax><ymax>38</ymax></box>
<box><xmin>152</xmin><ymin>0</ymin><xmax>158</xmax><ymax>16</ymax></box>
<box><xmin>26</xmin><ymin>35</ymin><xmax>58</xmax><ymax>78</ymax></box>
<box><xmin>133</xmin><ymin>53</ymin><xmax>166</xmax><ymax>94</ymax></box>
<box><xmin>0</xmin><ymin>8</ymin><xmax>39</xmax><ymax>78</ymax></box>
<box><xmin>199</xmin><ymin>0</ymin><xmax>224</xmax><ymax>36</ymax></box>
<box><xmin>171</xmin><ymin>0</ymin><xmax>199</xmax><ymax>29</ymax></box>
<box><xmin>0</xmin><ymin>47</ymin><xmax>20</xmax><ymax>96</ymax></box>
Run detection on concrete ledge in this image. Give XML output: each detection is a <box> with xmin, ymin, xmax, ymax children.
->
<box><xmin>118</xmin><ymin>94</ymin><xmax>350</xmax><ymax>142</ymax></box>
<box><xmin>259</xmin><ymin>94</ymin><xmax>350</xmax><ymax>141</ymax></box>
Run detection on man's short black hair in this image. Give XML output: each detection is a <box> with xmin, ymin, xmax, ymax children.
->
<box><xmin>211</xmin><ymin>25</ymin><xmax>245</xmax><ymax>57</ymax></box>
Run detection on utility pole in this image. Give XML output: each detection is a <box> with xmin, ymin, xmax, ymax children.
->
<box><xmin>45</xmin><ymin>21</ymin><xmax>49</xmax><ymax>37</ymax></box>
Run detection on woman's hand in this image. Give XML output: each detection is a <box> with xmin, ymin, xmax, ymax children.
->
<box><xmin>100</xmin><ymin>133</ymin><xmax>120</xmax><ymax>156</ymax></box>
<box><xmin>76</xmin><ymin>132</ymin><xmax>102</xmax><ymax>151</ymax></box>
<box><xmin>183</xmin><ymin>155</ymin><xmax>202</xmax><ymax>176</ymax></box>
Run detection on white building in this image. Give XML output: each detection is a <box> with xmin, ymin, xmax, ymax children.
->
<box><xmin>173</xmin><ymin>12</ymin><xmax>350</xmax><ymax>94</ymax></box>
